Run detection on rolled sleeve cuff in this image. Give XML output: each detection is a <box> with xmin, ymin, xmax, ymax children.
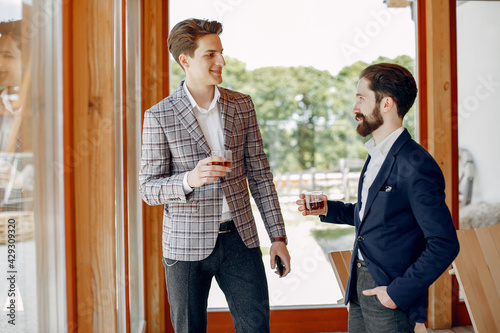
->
<box><xmin>182</xmin><ymin>172</ymin><xmax>194</xmax><ymax>194</ymax></box>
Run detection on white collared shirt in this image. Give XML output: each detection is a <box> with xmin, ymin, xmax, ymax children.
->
<box><xmin>359</xmin><ymin>126</ymin><xmax>404</xmax><ymax>220</ymax></box>
<box><xmin>0</xmin><ymin>88</ymin><xmax>21</xmax><ymax>115</ymax></box>
<box><xmin>182</xmin><ymin>82</ymin><xmax>232</xmax><ymax>221</ymax></box>
<box><xmin>358</xmin><ymin>126</ymin><xmax>404</xmax><ymax>259</ymax></box>
<box><xmin>0</xmin><ymin>88</ymin><xmax>21</xmax><ymax>151</ymax></box>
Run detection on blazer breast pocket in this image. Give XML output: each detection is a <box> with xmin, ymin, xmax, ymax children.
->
<box><xmin>376</xmin><ymin>186</ymin><xmax>401</xmax><ymax>198</ymax></box>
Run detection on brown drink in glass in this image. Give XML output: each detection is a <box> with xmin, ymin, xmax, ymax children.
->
<box><xmin>211</xmin><ymin>150</ymin><xmax>232</xmax><ymax>170</ymax></box>
<box><xmin>305</xmin><ymin>191</ymin><xmax>324</xmax><ymax>212</ymax></box>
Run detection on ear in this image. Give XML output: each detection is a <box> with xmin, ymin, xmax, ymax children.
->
<box><xmin>381</xmin><ymin>96</ymin><xmax>395</xmax><ymax>114</ymax></box>
<box><xmin>179</xmin><ymin>54</ymin><xmax>189</xmax><ymax>69</ymax></box>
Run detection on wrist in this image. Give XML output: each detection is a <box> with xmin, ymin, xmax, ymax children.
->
<box><xmin>271</xmin><ymin>236</ymin><xmax>288</xmax><ymax>245</ymax></box>
<box><xmin>186</xmin><ymin>171</ymin><xmax>195</xmax><ymax>188</ymax></box>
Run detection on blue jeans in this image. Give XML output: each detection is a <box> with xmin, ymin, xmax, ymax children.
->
<box><xmin>163</xmin><ymin>231</ymin><xmax>270</xmax><ymax>333</ymax></box>
<box><xmin>348</xmin><ymin>260</ymin><xmax>415</xmax><ymax>333</ymax></box>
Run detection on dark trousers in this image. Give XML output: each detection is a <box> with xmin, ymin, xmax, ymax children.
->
<box><xmin>163</xmin><ymin>231</ymin><xmax>270</xmax><ymax>333</ymax></box>
<box><xmin>348</xmin><ymin>260</ymin><xmax>415</xmax><ymax>333</ymax></box>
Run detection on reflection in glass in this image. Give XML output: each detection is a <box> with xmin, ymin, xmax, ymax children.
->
<box><xmin>0</xmin><ymin>19</ymin><xmax>22</xmax><ymax>152</ymax></box>
<box><xmin>0</xmin><ymin>7</ymin><xmax>37</xmax><ymax>332</ymax></box>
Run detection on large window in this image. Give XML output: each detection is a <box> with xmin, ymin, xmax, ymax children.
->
<box><xmin>1</xmin><ymin>1</ymin><xmax>65</xmax><ymax>332</ymax></box>
<box><xmin>169</xmin><ymin>0</ymin><xmax>416</xmax><ymax>309</ymax></box>
<box><xmin>456</xmin><ymin>1</ymin><xmax>500</xmax><ymax>305</ymax></box>
<box><xmin>456</xmin><ymin>1</ymin><xmax>500</xmax><ymax>214</ymax></box>
<box><xmin>0</xmin><ymin>4</ymin><xmax>38</xmax><ymax>331</ymax></box>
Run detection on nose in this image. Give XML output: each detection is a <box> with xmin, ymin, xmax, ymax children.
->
<box><xmin>217</xmin><ymin>53</ymin><xmax>225</xmax><ymax>67</ymax></box>
<box><xmin>352</xmin><ymin>103</ymin><xmax>360</xmax><ymax>115</ymax></box>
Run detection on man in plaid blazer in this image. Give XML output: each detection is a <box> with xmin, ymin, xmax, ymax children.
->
<box><xmin>139</xmin><ymin>18</ymin><xmax>290</xmax><ymax>333</ymax></box>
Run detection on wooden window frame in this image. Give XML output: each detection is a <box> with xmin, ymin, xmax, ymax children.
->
<box><xmin>139</xmin><ymin>0</ymin><xmax>467</xmax><ymax>331</ymax></box>
<box><xmin>61</xmin><ymin>0</ymin><xmax>471</xmax><ymax>331</ymax></box>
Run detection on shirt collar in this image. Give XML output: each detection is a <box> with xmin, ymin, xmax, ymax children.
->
<box><xmin>365</xmin><ymin>126</ymin><xmax>404</xmax><ymax>157</ymax></box>
<box><xmin>183</xmin><ymin>82</ymin><xmax>220</xmax><ymax>114</ymax></box>
<box><xmin>0</xmin><ymin>88</ymin><xmax>20</xmax><ymax>114</ymax></box>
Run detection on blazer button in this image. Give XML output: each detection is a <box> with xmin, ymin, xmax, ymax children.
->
<box><xmin>357</xmin><ymin>235</ymin><xmax>364</xmax><ymax>241</ymax></box>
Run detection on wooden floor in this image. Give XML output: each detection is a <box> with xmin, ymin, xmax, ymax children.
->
<box><xmin>427</xmin><ymin>326</ymin><xmax>474</xmax><ymax>333</ymax></box>
<box><xmin>329</xmin><ymin>326</ymin><xmax>474</xmax><ymax>333</ymax></box>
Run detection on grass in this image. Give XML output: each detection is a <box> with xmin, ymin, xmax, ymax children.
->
<box><xmin>310</xmin><ymin>226</ymin><xmax>354</xmax><ymax>240</ymax></box>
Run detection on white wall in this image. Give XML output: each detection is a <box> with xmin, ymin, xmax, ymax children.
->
<box><xmin>457</xmin><ymin>1</ymin><xmax>500</xmax><ymax>203</ymax></box>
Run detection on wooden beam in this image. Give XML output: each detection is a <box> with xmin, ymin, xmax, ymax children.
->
<box><xmin>385</xmin><ymin>0</ymin><xmax>413</xmax><ymax>8</ymax></box>
<box><xmin>63</xmin><ymin>0</ymin><xmax>77</xmax><ymax>330</ymax></box>
<box><xmin>418</xmin><ymin>0</ymin><xmax>459</xmax><ymax>328</ymax></box>
<box><xmin>454</xmin><ymin>226</ymin><xmax>500</xmax><ymax>332</ymax></box>
<box><xmin>208</xmin><ymin>307</ymin><xmax>349</xmax><ymax>333</ymax></box>
<box><xmin>71</xmin><ymin>0</ymin><xmax>117</xmax><ymax>331</ymax></box>
<box><xmin>142</xmin><ymin>0</ymin><xmax>171</xmax><ymax>332</ymax></box>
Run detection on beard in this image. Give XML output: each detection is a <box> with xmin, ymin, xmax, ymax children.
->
<box><xmin>356</xmin><ymin>105</ymin><xmax>384</xmax><ymax>137</ymax></box>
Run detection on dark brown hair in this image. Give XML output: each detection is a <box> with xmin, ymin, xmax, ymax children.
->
<box><xmin>0</xmin><ymin>20</ymin><xmax>22</xmax><ymax>50</ymax></box>
<box><xmin>167</xmin><ymin>18</ymin><xmax>223</xmax><ymax>69</ymax></box>
<box><xmin>360</xmin><ymin>63</ymin><xmax>418</xmax><ymax>119</ymax></box>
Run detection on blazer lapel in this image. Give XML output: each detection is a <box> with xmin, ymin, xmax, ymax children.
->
<box><xmin>219</xmin><ymin>89</ymin><xmax>235</xmax><ymax>150</ymax></box>
<box><xmin>361</xmin><ymin>154</ymin><xmax>396</xmax><ymax>223</ymax></box>
<box><xmin>172</xmin><ymin>82</ymin><xmax>211</xmax><ymax>155</ymax></box>
<box><xmin>360</xmin><ymin>129</ymin><xmax>412</xmax><ymax>224</ymax></box>
<box><xmin>355</xmin><ymin>156</ymin><xmax>370</xmax><ymax>226</ymax></box>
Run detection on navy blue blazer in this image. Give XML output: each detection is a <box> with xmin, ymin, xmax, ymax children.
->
<box><xmin>321</xmin><ymin>129</ymin><xmax>459</xmax><ymax>323</ymax></box>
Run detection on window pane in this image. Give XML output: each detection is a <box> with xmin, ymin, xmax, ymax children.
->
<box><xmin>1</xmin><ymin>3</ymin><xmax>37</xmax><ymax>331</ymax></box>
<box><xmin>1</xmin><ymin>1</ymin><xmax>66</xmax><ymax>331</ymax></box>
<box><xmin>169</xmin><ymin>0</ymin><xmax>416</xmax><ymax>308</ymax></box>
<box><xmin>456</xmin><ymin>0</ymin><xmax>500</xmax><ymax>302</ymax></box>
<box><xmin>457</xmin><ymin>1</ymin><xmax>500</xmax><ymax>210</ymax></box>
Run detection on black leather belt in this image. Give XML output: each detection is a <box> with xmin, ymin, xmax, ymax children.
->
<box><xmin>219</xmin><ymin>220</ymin><xmax>236</xmax><ymax>234</ymax></box>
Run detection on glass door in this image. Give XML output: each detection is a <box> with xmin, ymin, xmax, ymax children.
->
<box><xmin>1</xmin><ymin>1</ymin><xmax>66</xmax><ymax>332</ymax></box>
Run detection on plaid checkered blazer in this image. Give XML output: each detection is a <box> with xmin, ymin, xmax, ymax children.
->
<box><xmin>140</xmin><ymin>82</ymin><xmax>286</xmax><ymax>261</ymax></box>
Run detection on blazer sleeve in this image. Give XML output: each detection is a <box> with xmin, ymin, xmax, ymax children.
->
<box><xmin>387</xmin><ymin>157</ymin><xmax>460</xmax><ymax>310</ymax></box>
<box><xmin>243</xmin><ymin>98</ymin><xmax>286</xmax><ymax>238</ymax></box>
<box><xmin>139</xmin><ymin>108</ymin><xmax>188</xmax><ymax>206</ymax></box>
<box><xmin>320</xmin><ymin>201</ymin><xmax>356</xmax><ymax>226</ymax></box>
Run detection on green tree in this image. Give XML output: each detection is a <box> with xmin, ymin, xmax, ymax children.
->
<box><xmin>169</xmin><ymin>57</ymin><xmax>185</xmax><ymax>93</ymax></box>
<box><xmin>167</xmin><ymin>54</ymin><xmax>416</xmax><ymax>174</ymax></box>
<box><xmin>246</xmin><ymin>66</ymin><xmax>335</xmax><ymax>171</ymax></box>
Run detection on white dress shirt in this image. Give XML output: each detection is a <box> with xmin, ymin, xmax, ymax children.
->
<box><xmin>358</xmin><ymin>126</ymin><xmax>404</xmax><ymax>259</ymax></box>
<box><xmin>182</xmin><ymin>82</ymin><xmax>232</xmax><ymax>222</ymax></box>
<box><xmin>0</xmin><ymin>89</ymin><xmax>21</xmax><ymax>151</ymax></box>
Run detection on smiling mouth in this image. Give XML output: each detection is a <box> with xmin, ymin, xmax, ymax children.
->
<box><xmin>211</xmin><ymin>69</ymin><xmax>222</xmax><ymax>75</ymax></box>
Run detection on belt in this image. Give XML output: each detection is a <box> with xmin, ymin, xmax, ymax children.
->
<box><xmin>356</xmin><ymin>258</ymin><xmax>366</xmax><ymax>268</ymax></box>
<box><xmin>219</xmin><ymin>220</ymin><xmax>236</xmax><ymax>234</ymax></box>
